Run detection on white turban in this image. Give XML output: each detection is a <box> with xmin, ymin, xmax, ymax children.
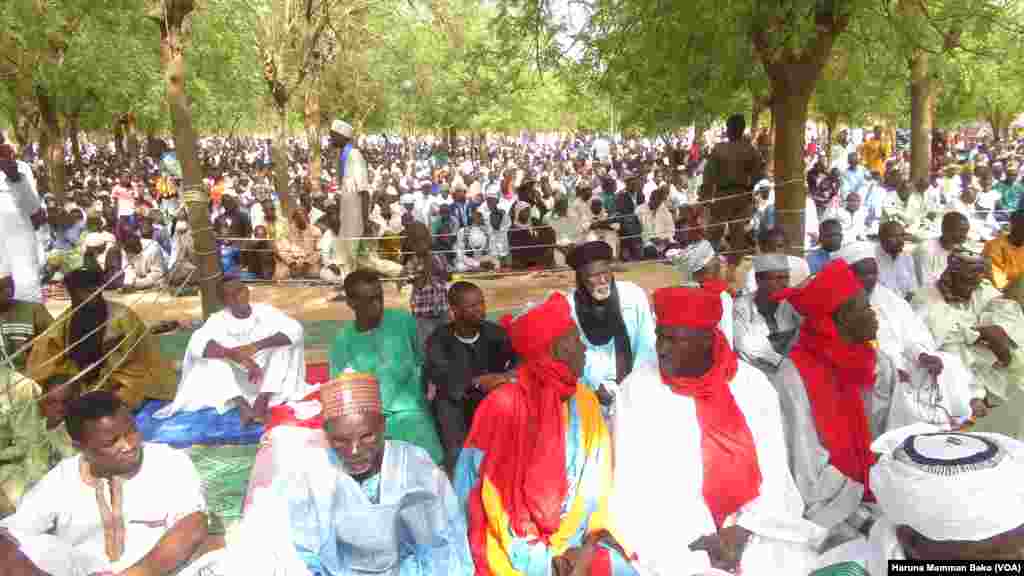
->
<box><xmin>484</xmin><ymin>184</ymin><xmax>500</xmax><ymax>199</ymax></box>
<box><xmin>676</xmin><ymin>240</ymin><xmax>716</xmax><ymax>274</ymax></box>
<box><xmin>871</xmin><ymin>424</ymin><xmax>1024</xmax><ymax>542</ymax></box>
<box><xmin>753</xmin><ymin>253</ymin><xmax>790</xmax><ymax>273</ymax></box>
<box><xmin>330</xmin><ymin>120</ymin><xmax>353</xmax><ymax>138</ymax></box>
<box><xmin>836</xmin><ymin>241</ymin><xmax>877</xmax><ymax>265</ymax></box>
<box><xmin>400</xmin><ymin>193</ymin><xmax>414</xmax><ymax>204</ymax></box>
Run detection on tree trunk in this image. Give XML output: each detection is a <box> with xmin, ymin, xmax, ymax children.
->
<box><xmin>69</xmin><ymin>113</ymin><xmax>82</xmax><ymax>169</ymax></box>
<box><xmin>824</xmin><ymin>117</ymin><xmax>836</xmax><ymax>168</ymax></box>
<box><xmin>113</xmin><ymin>121</ymin><xmax>125</xmax><ymax>157</ymax></box>
<box><xmin>909</xmin><ymin>51</ymin><xmax>931</xmax><ymax>184</ymax></box>
<box><xmin>158</xmin><ymin>0</ymin><xmax>223</xmax><ymax>318</ymax></box>
<box><xmin>769</xmin><ymin>77</ymin><xmax>816</xmax><ymax>255</ymax></box>
<box><xmin>36</xmin><ymin>89</ymin><xmax>65</xmax><ymax>204</ymax></box>
<box><xmin>304</xmin><ymin>83</ymin><xmax>322</xmax><ymax>195</ymax></box>
<box><xmin>272</xmin><ymin>106</ymin><xmax>292</xmax><ymax>215</ymax></box>
<box><xmin>751</xmin><ymin>95</ymin><xmax>763</xmax><ymax>136</ymax></box>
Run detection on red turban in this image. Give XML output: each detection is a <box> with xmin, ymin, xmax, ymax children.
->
<box><xmin>774</xmin><ymin>258</ymin><xmax>862</xmax><ymax>318</ymax></box>
<box><xmin>504</xmin><ymin>292</ymin><xmax>576</xmax><ymax>360</ymax></box>
<box><xmin>652</xmin><ymin>286</ymin><xmax>722</xmax><ymax>330</ymax></box>
<box><xmin>775</xmin><ymin>258</ymin><xmax>878</xmax><ymax>496</ymax></box>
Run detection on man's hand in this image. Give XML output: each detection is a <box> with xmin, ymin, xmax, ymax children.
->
<box><xmin>233</xmin><ymin>343</ymin><xmax>259</xmax><ymax>361</ymax></box>
<box><xmin>970</xmin><ymin>398</ymin><xmax>989</xmax><ymax>420</ymax></box>
<box><xmin>243</xmin><ymin>360</ymin><xmax>264</xmax><ymax>386</ymax></box>
<box><xmin>918</xmin><ymin>353</ymin><xmax>944</xmax><ymax>376</ymax></box>
<box><xmin>975</xmin><ymin>325</ymin><xmax>1015</xmax><ymax>366</ymax></box>
<box><xmin>474</xmin><ymin>372</ymin><xmax>514</xmax><ymax>392</ymax></box>
<box><xmin>0</xmin><ymin>158</ymin><xmax>20</xmax><ymax>182</ymax></box>
<box><xmin>29</xmin><ymin>209</ymin><xmax>46</xmax><ymax>230</ymax></box>
<box><xmin>689</xmin><ymin>525</ymin><xmax>752</xmax><ymax>573</ymax></box>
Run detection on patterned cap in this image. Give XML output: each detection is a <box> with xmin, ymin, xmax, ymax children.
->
<box><xmin>321</xmin><ymin>373</ymin><xmax>382</xmax><ymax>419</ymax></box>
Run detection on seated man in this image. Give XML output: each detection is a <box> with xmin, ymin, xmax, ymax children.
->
<box><xmin>273</xmin><ymin>207</ymin><xmax>321</xmax><ymax>280</ymax></box>
<box><xmin>106</xmin><ymin>233</ymin><xmax>167</xmax><ymax>292</ymax></box>
<box><xmin>839</xmin><ymin>242</ymin><xmax>976</xmax><ymax>430</ymax></box>
<box><xmin>875</xmin><ymin>220</ymin><xmax>919</xmax><ymax>300</ymax></box>
<box><xmin>0</xmin><ymin>271</ymin><xmax>75</xmax><ymax>516</ymax></box>
<box><xmin>330</xmin><ymin>269</ymin><xmax>443</xmax><ymax>464</ymax></box>
<box><xmin>742</xmin><ymin>228</ymin><xmax>810</xmax><ymax>293</ymax></box>
<box><xmin>805</xmin><ymin>219</ymin><xmax>843</xmax><ymax>275</ymax></box>
<box><xmin>192</xmin><ymin>373</ymin><xmax>474</xmax><ymax>575</ymax></box>
<box><xmin>734</xmin><ymin>254</ymin><xmax>801</xmax><ymax>376</ymax></box>
<box><xmin>911</xmin><ymin>250</ymin><xmax>1024</xmax><ymax>439</ymax></box>
<box><xmin>455</xmin><ymin>293</ymin><xmax>639</xmax><ymax>575</ymax></box>
<box><xmin>613</xmin><ymin>286</ymin><xmax>825</xmax><ymax>576</ymax></box>
<box><xmin>913</xmin><ymin>211</ymin><xmax>968</xmax><ymax>287</ymax></box>
<box><xmin>425</xmin><ymin>281</ymin><xmax>516</xmax><ymax>475</ymax></box>
<box><xmin>671</xmin><ymin>239</ymin><xmax>734</xmax><ymax>346</ymax></box>
<box><xmin>770</xmin><ymin>260</ymin><xmax>897</xmax><ymax>551</ymax></box>
<box><xmin>156</xmin><ymin>276</ymin><xmax>306</xmax><ymax>425</ymax></box>
<box><xmin>26</xmin><ymin>268</ymin><xmax>178</xmax><ymax>412</ymax></box>
<box><xmin>0</xmin><ymin>391</ymin><xmax>209</xmax><ymax>576</ymax></box>
<box><xmin>863</xmin><ymin>425</ymin><xmax>1024</xmax><ymax>575</ymax></box>
<box><xmin>983</xmin><ymin>207</ymin><xmax>1024</xmax><ymax>290</ymax></box>
<box><xmin>567</xmin><ymin>240</ymin><xmax>657</xmax><ymax>414</ymax></box>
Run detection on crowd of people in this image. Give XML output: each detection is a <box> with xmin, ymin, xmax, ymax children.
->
<box><xmin>1</xmin><ymin>114</ymin><xmax>1024</xmax><ymax>576</ymax></box>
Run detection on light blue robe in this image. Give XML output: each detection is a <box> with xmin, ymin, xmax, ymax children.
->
<box><xmin>567</xmin><ymin>281</ymin><xmax>658</xmax><ymax>394</ymax></box>
<box><xmin>282</xmin><ymin>441</ymin><xmax>473</xmax><ymax>576</ymax></box>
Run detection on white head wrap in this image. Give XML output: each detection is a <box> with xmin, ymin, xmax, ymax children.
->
<box><xmin>330</xmin><ymin>120</ymin><xmax>353</xmax><ymax>138</ymax></box>
<box><xmin>836</xmin><ymin>241</ymin><xmax>877</xmax><ymax>265</ymax></box>
<box><xmin>400</xmin><ymin>193</ymin><xmax>414</xmax><ymax>204</ymax></box>
<box><xmin>871</xmin><ymin>424</ymin><xmax>1024</xmax><ymax>542</ymax></box>
<box><xmin>676</xmin><ymin>240</ymin><xmax>716</xmax><ymax>274</ymax></box>
<box><xmin>753</xmin><ymin>253</ymin><xmax>790</xmax><ymax>273</ymax></box>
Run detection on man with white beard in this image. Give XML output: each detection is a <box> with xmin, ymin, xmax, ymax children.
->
<box><xmin>566</xmin><ymin>240</ymin><xmax>657</xmax><ymax>416</ymax></box>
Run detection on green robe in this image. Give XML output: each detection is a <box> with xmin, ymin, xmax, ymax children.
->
<box><xmin>328</xmin><ymin>309</ymin><xmax>443</xmax><ymax>464</ymax></box>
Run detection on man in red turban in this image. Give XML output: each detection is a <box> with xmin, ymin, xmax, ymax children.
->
<box><xmin>454</xmin><ymin>292</ymin><xmax>638</xmax><ymax>576</ymax></box>
<box><xmin>611</xmin><ymin>286</ymin><xmax>825</xmax><ymax>576</ymax></box>
<box><xmin>770</xmin><ymin>259</ymin><xmax>893</xmax><ymax>552</ymax></box>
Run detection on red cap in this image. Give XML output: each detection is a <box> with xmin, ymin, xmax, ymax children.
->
<box><xmin>504</xmin><ymin>292</ymin><xmax>576</xmax><ymax>359</ymax></box>
<box><xmin>773</xmin><ymin>259</ymin><xmax>864</xmax><ymax>319</ymax></box>
<box><xmin>652</xmin><ymin>286</ymin><xmax>722</xmax><ymax>330</ymax></box>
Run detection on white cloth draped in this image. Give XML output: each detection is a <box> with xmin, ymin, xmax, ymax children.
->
<box><xmin>612</xmin><ymin>363</ymin><xmax>826</xmax><ymax>576</ymax></box>
<box><xmin>0</xmin><ymin>161</ymin><xmax>42</xmax><ymax>302</ymax></box>
<box><xmin>733</xmin><ymin>293</ymin><xmax>801</xmax><ymax>373</ymax></box>
<box><xmin>155</xmin><ymin>303</ymin><xmax>308</xmax><ymax>417</ymax></box>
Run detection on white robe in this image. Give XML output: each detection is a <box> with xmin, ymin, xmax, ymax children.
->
<box><xmin>771</xmin><ymin>351</ymin><xmax>897</xmax><ymax>540</ymax></box>
<box><xmin>0</xmin><ymin>444</ymin><xmax>206</xmax><ymax>576</ymax></box>
<box><xmin>872</xmin><ymin>285</ymin><xmax>974</xmax><ymax>430</ymax></box>
<box><xmin>911</xmin><ymin>238</ymin><xmax>950</xmax><ymax>288</ymax></box>
<box><xmin>612</xmin><ymin>362</ymin><xmax>826</xmax><ymax>576</ymax></box>
<box><xmin>155</xmin><ymin>303</ymin><xmax>307</xmax><ymax>417</ymax></box>
<box><xmin>733</xmin><ymin>293</ymin><xmax>801</xmax><ymax>373</ymax></box>
<box><xmin>0</xmin><ymin>161</ymin><xmax>42</xmax><ymax>302</ymax></box>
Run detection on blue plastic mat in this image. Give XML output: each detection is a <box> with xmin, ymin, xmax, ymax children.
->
<box><xmin>135</xmin><ymin>400</ymin><xmax>264</xmax><ymax>448</ymax></box>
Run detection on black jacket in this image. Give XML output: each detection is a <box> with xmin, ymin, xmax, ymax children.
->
<box><xmin>424</xmin><ymin>320</ymin><xmax>516</xmax><ymax>401</ymax></box>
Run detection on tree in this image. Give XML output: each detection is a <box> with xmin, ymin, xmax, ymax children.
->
<box><xmin>151</xmin><ymin>0</ymin><xmax>223</xmax><ymax>317</ymax></box>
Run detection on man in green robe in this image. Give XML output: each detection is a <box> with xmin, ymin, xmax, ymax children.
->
<box><xmin>328</xmin><ymin>269</ymin><xmax>443</xmax><ymax>464</ymax></box>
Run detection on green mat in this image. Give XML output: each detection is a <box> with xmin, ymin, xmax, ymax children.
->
<box><xmin>186</xmin><ymin>444</ymin><xmax>260</xmax><ymax>535</ymax></box>
<box><xmin>810</xmin><ymin>562</ymin><xmax>870</xmax><ymax>576</ymax></box>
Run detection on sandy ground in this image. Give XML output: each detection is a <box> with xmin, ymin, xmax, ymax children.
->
<box><xmin>43</xmin><ymin>262</ymin><xmax>707</xmax><ymax>323</ymax></box>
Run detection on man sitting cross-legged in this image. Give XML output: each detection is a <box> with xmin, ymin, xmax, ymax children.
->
<box><xmin>188</xmin><ymin>373</ymin><xmax>474</xmax><ymax>575</ymax></box>
<box><xmin>0</xmin><ymin>391</ymin><xmax>210</xmax><ymax>576</ymax></box>
<box><xmin>155</xmin><ymin>275</ymin><xmax>307</xmax><ymax>425</ymax></box>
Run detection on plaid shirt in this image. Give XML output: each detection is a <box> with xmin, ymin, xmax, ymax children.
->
<box><xmin>406</xmin><ymin>255</ymin><xmax>449</xmax><ymax>318</ymax></box>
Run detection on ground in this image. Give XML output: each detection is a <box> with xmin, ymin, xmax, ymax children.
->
<box><xmin>41</xmin><ymin>260</ymin><xmax>748</xmax><ymax>360</ymax></box>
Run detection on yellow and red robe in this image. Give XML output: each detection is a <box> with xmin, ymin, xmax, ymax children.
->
<box><xmin>453</xmin><ymin>382</ymin><xmax>636</xmax><ymax>576</ymax></box>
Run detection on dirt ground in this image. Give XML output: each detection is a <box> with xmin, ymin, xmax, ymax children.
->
<box><xmin>44</xmin><ymin>259</ymin><xmax>751</xmax><ymax>325</ymax></box>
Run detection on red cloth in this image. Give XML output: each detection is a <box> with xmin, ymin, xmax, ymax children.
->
<box><xmin>701</xmin><ymin>278</ymin><xmax>733</xmax><ymax>298</ymax></box>
<box><xmin>775</xmin><ymin>259</ymin><xmax>877</xmax><ymax>494</ymax></box>
<box><xmin>662</xmin><ymin>331</ymin><xmax>761</xmax><ymax>528</ymax></box>
<box><xmin>653</xmin><ymin>286</ymin><xmax>722</xmax><ymax>330</ymax></box>
<box><xmin>480</xmin><ymin>293</ymin><xmax>578</xmax><ymax>542</ymax></box>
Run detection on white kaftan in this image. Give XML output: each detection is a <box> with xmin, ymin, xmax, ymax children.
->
<box><xmin>0</xmin><ymin>444</ymin><xmax>206</xmax><ymax>576</ymax></box>
<box><xmin>872</xmin><ymin>285</ymin><xmax>974</xmax><ymax>431</ymax></box>
<box><xmin>912</xmin><ymin>238</ymin><xmax>950</xmax><ymax>288</ymax></box>
<box><xmin>770</xmin><ymin>351</ymin><xmax>897</xmax><ymax>544</ymax></box>
<box><xmin>612</xmin><ymin>363</ymin><xmax>826</xmax><ymax>576</ymax></box>
<box><xmin>733</xmin><ymin>293</ymin><xmax>801</xmax><ymax>374</ymax></box>
<box><xmin>155</xmin><ymin>303</ymin><xmax>307</xmax><ymax>417</ymax></box>
<box><xmin>0</xmin><ymin>161</ymin><xmax>42</xmax><ymax>302</ymax></box>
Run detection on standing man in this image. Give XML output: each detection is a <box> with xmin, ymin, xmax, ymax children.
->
<box><xmin>703</xmin><ymin>114</ymin><xmax>763</xmax><ymax>252</ymax></box>
<box><xmin>0</xmin><ymin>143</ymin><xmax>44</xmax><ymax>303</ymax></box>
<box><xmin>424</xmin><ymin>281</ymin><xmax>516</xmax><ymax>475</ymax></box>
<box><xmin>329</xmin><ymin>119</ymin><xmax>369</xmax><ymax>279</ymax></box>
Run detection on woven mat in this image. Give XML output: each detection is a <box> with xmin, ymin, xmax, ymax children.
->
<box><xmin>186</xmin><ymin>444</ymin><xmax>259</xmax><ymax>535</ymax></box>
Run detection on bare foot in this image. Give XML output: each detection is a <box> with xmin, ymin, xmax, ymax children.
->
<box><xmin>251</xmin><ymin>393</ymin><xmax>272</xmax><ymax>424</ymax></box>
<box><xmin>238</xmin><ymin>402</ymin><xmax>256</xmax><ymax>427</ymax></box>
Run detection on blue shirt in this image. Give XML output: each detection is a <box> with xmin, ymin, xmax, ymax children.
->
<box><xmin>806</xmin><ymin>248</ymin><xmax>833</xmax><ymax>274</ymax></box>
